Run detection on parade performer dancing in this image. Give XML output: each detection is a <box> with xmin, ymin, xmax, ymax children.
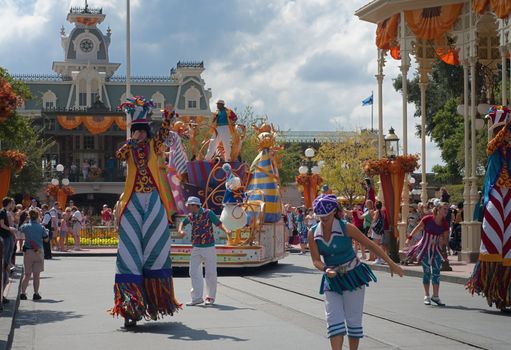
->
<box><xmin>406</xmin><ymin>202</ymin><xmax>449</xmax><ymax>306</ymax></box>
<box><xmin>110</xmin><ymin>96</ymin><xmax>180</xmax><ymax>327</ymax></box>
<box><xmin>220</xmin><ymin>163</ymin><xmax>246</xmax><ymax>245</ymax></box>
<box><xmin>308</xmin><ymin>194</ymin><xmax>403</xmax><ymax>350</ymax></box>
<box><xmin>467</xmin><ymin>106</ymin><xmax>511</xmax><ymax>311</ymax></box>
<box><xmin>205</xmin><ymin>99</ymin><xmax>237</xmax><ymax>161</ymax></box>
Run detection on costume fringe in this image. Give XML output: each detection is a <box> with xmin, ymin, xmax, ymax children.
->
<box><xmin>466</xmin><ymin>261</ymin><xmax>511</xmax><ymax>309</ymax></box>
<box><xmin>109</xmin><ymin>282</ymin><xmax>146</xmax><ymax>321</ymax></box>
<box><xmin>320</xmin><ymin>263</ymin><xmax>377</xmax><ymax>295</ymax></box>
<box><xmin>144</xmin><ymin>275</ymin><xmax>182</xmax><ymax>320</ymax></box>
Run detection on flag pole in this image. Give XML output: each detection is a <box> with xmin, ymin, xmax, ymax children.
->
<box><xmin>125</xmin><ymin>0</ymin><xmax>131</xmax><ymax>140</ymax></box>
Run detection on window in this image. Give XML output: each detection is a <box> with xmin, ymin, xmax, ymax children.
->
<box><xmin>184</xmin><ymin>86</ymin><xmax>201</xmax><ymax>110</ymax></box>
<box><xmin>79</xmin><ymin>93</ymin><xmax>87</xmax><ymax>106</ymax></box>
<box><xmin>84</xmin><ymin>136</ymin><xmax>95</xmax><ymax>150</ymax></box>
<box><xmin>42</xmin><ymin>90</ymin><xmax>57</xmax><ymax>110</ymax></box>
<box><xmin>151</xmin><ymin>91</ymin><xmax>165</xmax><ymax>110</ymax></box>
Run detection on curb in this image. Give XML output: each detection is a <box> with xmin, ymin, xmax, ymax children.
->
<box><xmin>52</xmin><ymin>252</ymin><xmax>117</xmax><ymax>257</ymax></box>
<box><xmin>0</xmin><ymin>265</ymin><xmax>23</xmax><ymax>350</ymax></box>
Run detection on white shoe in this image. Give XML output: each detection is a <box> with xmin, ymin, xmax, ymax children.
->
<box><xmin>431</xmin><ymin>296</ymin><xmax>445</xmax><ymax>306</ymax></box>
<box><xmin>204</xmin><ymin>297</ymin><xmax>215</xmax><ymax>305</ymax></box>
<box><xmin>424</xmin><ymin>296</ymin><xmax>431</xmax><ymax>305</ymax></box>
<box><xmin>186</xmin><ymin>299</ymin><xmax>204</xmax><ymax>306</ymax></box>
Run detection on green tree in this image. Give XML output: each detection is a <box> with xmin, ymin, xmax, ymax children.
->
<box><xmin>0</xmin><ymin>67</ymin><xmax>53</xmax><ymax>195</ymax></box>
<box><xmin>317</xmin><ymin>132</ymin><xmax>378</xmax><ymax>207</ymax></box>
<box><xmin>393</xmin><ymin>60</ymin><xmax>489</xmax><ymax>182</ymax></box>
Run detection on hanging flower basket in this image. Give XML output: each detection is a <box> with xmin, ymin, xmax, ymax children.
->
<box><xmin>0</xmin><ymin>150</ymin><xmax>27</xmax><ymax>173</ymax></box>
<box><xmin>46</xmin><ymin>184</ymin><xmax>75</xmax><ymax>197</ymax></box>
<box><xmin>362</xmin><ymin>154</ymin><xmax>419</xmax><ymax>176</ymax></box>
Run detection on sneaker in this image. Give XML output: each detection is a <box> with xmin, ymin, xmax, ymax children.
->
<box><xmin>20</xmin><ymin>293</ymin><xmax>27</xmax><ymax>300</ymax></box>
<box><xmin>186</xmin><ymin>299</ymin><xmax>204</xmax><ymax>306</ymax></box>
<box><xmin>33</xmin><ymin>293</ymin><xmax>42</xmax><ymax>301</ymax></box>
<box><xmin>431</xmin><ymin>296</ymin><xmax>445</xmax><ymax>306</ymax></box>
<box><xmin>205</xmin><ymin>297</ymin><xmax>215</xmax><ymax>305</ymax></box>
<box><xmin>424</xmin><ymin>296</ymin><xmax>431</xmax><ymax>305</ymax></box>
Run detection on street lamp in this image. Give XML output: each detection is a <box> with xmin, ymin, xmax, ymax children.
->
<box><xmin>296</xmin><ymin>147</ymin><xmax>323</xmax><ymax>208</ymax></box>
<box><xmin>384</xmin><ymin>127</ymin><xmax>400</xmax><ymax>158</ymax></box>
<box><xmin>50</xmin><ymin>164</ymin><xmax>72</xmax><ymax>207</ymax></box>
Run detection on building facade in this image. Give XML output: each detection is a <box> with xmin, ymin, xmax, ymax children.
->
<box><xmin>15</xmin><ymin>4</ymin><xmax>212</xmax><ymax>210</ymax></box>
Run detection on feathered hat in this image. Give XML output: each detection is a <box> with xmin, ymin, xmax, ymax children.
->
<box><xmin>486</xmin><ymin>105</ymin><xmax>510</xmax><ymax>131</ymax></box>
<box><xmin>119</xmin><ymin>96</ymin><xmax>155</xmax><ymax>126</ymax></box>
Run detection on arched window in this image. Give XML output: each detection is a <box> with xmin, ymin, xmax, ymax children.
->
<box><xmin>184</xmin><ymin>86</ymin><xmax>201</xmax><ymax>110</ymax></box>
<box><xmin>152</xmin><ymin>91</ymin><xmax>165</xmax><ymax>109</ymax></box>
<box><xmin>42</xmin><ymin>90</ymin><xmax>57</xmax><ymax>109</ymax></box>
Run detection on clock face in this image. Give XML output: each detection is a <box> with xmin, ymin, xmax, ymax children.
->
<box><xmin>79</xmin><ymin>39</ymin><xmax>94</xmax><ymax>53</ymax></box>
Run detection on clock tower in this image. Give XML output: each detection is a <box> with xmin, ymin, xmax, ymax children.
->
<box><xmin>52</xmin><ymin>1</ymin><xmax>120</xmax><ymax>108</ymax></box>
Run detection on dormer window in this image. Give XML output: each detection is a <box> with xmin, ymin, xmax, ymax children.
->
<box><xmin>184</xmin><ymin>86</ymin><xmax>201</xmax><ymax>111</ymax></box>
<box><xmin>43</xmin><ymin>90</ymin><xmax>57</xmax><ymax>109</ymax></box>
<box><xmin>151</xmin><ymin>91</ymin><xmax>165</xmax><ymax>109</ymax></box>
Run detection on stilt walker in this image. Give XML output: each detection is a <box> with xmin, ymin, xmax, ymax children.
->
<box><xmin>110</xmin><ymin>96</ymin><xmax>181</xmax><ymax>327</ymax></box>
<box><xmin>467</xmin><ymin>106</ymin><xmax>511</xmax><ymax>311</ymax></box>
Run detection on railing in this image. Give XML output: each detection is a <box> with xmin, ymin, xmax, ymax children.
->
<box><xmin>12</xmin><ymin>73</ymin><xmax>72</xmax><ymax>81</ymax></box>
<box><xmin>65</xmin><ymin>226</ymin><xmax>118</xmax><ymax>248</ymax></box>
<box><xmin>107</xmin><ymin>75</ymin><xmax>172</xmax><ymax>83</ymax></box>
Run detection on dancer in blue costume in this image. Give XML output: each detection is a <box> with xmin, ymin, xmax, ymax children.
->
<box><xmin>308</xmin><ymin>194</ymin><xmax>403</xmax><ymax>350</ymax></box>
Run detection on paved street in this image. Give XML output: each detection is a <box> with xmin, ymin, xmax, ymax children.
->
<box><xmin>11</xmin><ymin>254</ymin><xmax>511</xmax><ymax>350</ymax></box>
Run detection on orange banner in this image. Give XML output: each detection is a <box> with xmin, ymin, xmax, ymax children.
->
<box><xmin>405</xmin><ymin>4</ymin><xmax>464</xmax><ymax>40</ymax></box>
<box><xmin>57</xmin><ymin>115</ymin><xmax>82</xmax><ymax>129</ymax></box>
<box><xmin>114</xmin><ymin>116</ymin><xmax>127</xmax><ymax>130</ymax></box>
<box><xmin>473</xmin><ymin>0</ymin><xmax>511</xmax><ymax>18</ymax></box>
<box><xmin>82</xmin><ymin>116</ymin><xmax>114</xmax><ymax>135</ymax></box>
<box><xmin>0</xmin><ymin>168</ymin><xmax>12</xmax><ymax>199</ymax></box>
<box><xmin>376</xmin><ymin>14</ymin><xmax>400</xmax><ymax>50</ymax></box>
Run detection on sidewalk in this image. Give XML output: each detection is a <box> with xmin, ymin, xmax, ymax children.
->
<box><xmin>287</xmin><ymin>244</ymin><xmax>474</xmax><ymax>284</ymax></box>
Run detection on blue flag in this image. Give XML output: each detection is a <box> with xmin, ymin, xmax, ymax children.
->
<box><xmin>361</xmin><ymin>94</ymin><xmax>373</xmax><ymax>106</ymax></box>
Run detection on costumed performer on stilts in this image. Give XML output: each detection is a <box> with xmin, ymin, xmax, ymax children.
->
<box><xmin>110</xmin><ymin>96</ymin><xmax>181</xmax><ymax>327</ymax></box>
<box><xmin>308</xmin><ymin>194</ymin><xmax>403</xmax><ymax>350</ymax></box>
<box><xmin>467</xmin><ymin>106</ymin><xmax>511</xmax><ymax>311</ymax></box>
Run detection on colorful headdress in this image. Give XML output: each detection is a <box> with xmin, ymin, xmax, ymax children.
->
<box><xmin>486</xmin><ymin>105</ymin><xmax>510</xmax><ymax>131</ymax></box>
<box><xmin>313</xmin><ymin>194</ymin><xmax>338</xmax><ymax>217</ymax></box>
<box><xmin>119</xmin><ymin>96</ymin><xmax>155</xmax><ymax>126</ymax></box>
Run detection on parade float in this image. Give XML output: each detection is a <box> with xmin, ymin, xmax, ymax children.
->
<box><xmin>163</xmin><ymin>111</ymin><xmax>286</xmax><ymax>268</ymax></box>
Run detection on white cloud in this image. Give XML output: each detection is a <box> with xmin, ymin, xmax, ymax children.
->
<box><xmin>0</xmin><ymin>0</ymin><xmax>445</xmax><ymax>171</ymax></box>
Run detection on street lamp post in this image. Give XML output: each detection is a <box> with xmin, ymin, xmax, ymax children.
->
<box><xmin>384</xmin><ymin>127</ymin><xmax>400</xmax><ymax>158</ymax></box>
<box><xmin>296</xmin><ymin>147</ymin><xmax>323</xmax><ymax>209</ymax></box>
<box><xmin>51</xmin><ymin>164</ymin><xmax>71</xmax><ymax>206</ymax></box>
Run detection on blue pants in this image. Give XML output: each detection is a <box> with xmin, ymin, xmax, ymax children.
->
<box><xmin>421</xmin><ymin>251</ymin><xmax>442</xmax><ymax>285</ymax></box>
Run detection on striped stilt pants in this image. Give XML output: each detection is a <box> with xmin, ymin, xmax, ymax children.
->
<box><xmin>112</xmin><ymin>191</ymin><xmax>180</xmax><ymax>320</ymax></box>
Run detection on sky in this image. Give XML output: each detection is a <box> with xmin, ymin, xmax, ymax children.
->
<box><xmin>0</xmin><ymin>0</ymin><xmax>443</xmax><ymax>171</ymax></box>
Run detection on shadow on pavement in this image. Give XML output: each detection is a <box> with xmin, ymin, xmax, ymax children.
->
<box><xmin>199</xmin><ymin>304</ymin><xmax>254</xmax><ymax>311</ymax></box>
<box><xmin>125</xmin><ymin>321</ymin><xmax>248</xmax><ymax>341</ymax></box>
<box><xmin>441</xmin><ymin>304</ymin><xmax>511</xmax><ymax>316</ymax></box>
<box><xmin>15</xmin><ymin>309</ymin><xmax>83</xmax><ymax>326</ymax></box>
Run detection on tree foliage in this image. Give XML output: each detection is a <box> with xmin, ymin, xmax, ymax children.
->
<box><xmin>317</xmin><ymin>131</ymin><xmax>378</xmax><ymax>207</ymax></box>
<box><xmin>0</xmin><ymin>67</ymin><xmax>53</xmax><ymax>195</ymax></box>
<box><xmin>393</xmin><ymin>60</ymin><xmax>489</xmax><ymax>182</ymax></box>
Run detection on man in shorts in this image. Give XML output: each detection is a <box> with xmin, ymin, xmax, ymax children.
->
<box><xmin>20</xmin><ymin>209</ymin><xmax>49</xmax><ymax>301</ymax></box>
